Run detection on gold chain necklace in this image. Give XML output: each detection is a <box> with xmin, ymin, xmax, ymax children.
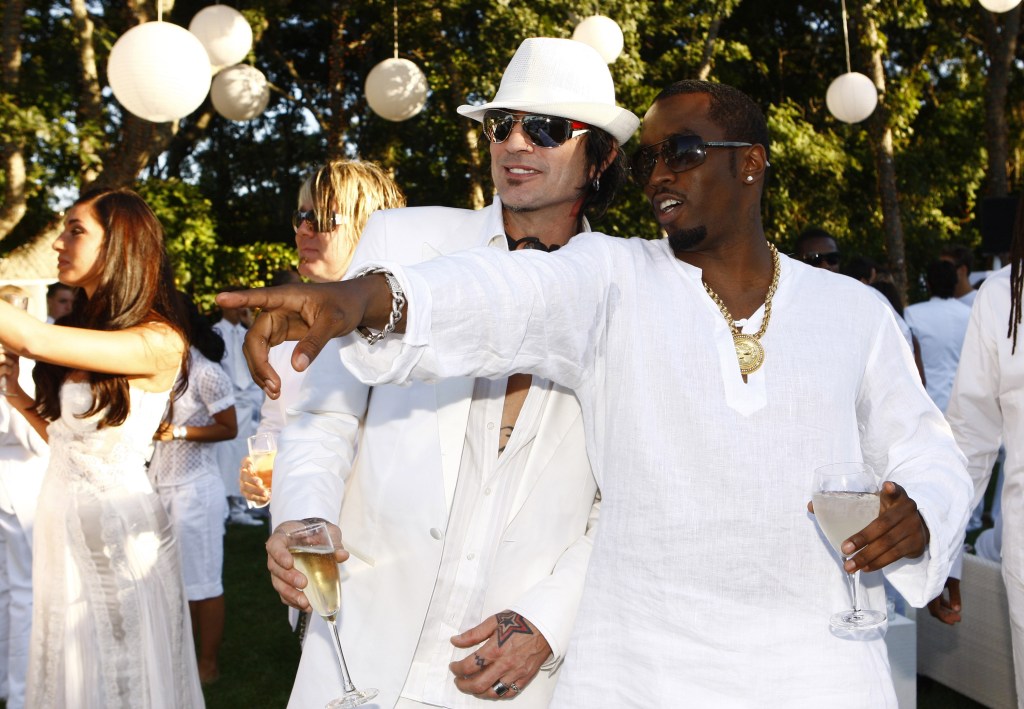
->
<box><xmin>702</xmin><ymin>243</ymin><xmax>780</xmax><ymax>382</ymax></box>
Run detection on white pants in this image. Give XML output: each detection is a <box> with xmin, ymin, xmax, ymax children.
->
<box><xmin>0</xmin><ymin>506</ymin><xmax>33</xmax><ymax>709</ymax></box>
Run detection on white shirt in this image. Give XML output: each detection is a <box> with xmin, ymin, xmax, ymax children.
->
<box><xmin>342</xmin><ymin>234</ymin><xmax>971</xmax><ymax>708</ymax></box>
<box><xmin>904</xmin><ymin>296</ymin><xmax>972</xmax><ymax>412</ymax></box>
<box><xmin>401</xmin><ymin>376</ymin><xmax>551</xmax><ymax>706</ymax></box>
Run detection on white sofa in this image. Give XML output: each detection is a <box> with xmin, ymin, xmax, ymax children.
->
<box><xmin>916</xmin><ymin>553</ymin><xmax>1017</xmax><ymax>708</ymax></box>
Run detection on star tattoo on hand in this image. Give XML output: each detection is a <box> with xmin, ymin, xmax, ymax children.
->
<box><xmin>495</xmin><ymin>611</ymin><xmax>533</xmax><ymax>647</ymax></box>
<box><xmin>475</xmin><ymin>653</ymin><xmax>485</xmax><ymax>668</ymax></box>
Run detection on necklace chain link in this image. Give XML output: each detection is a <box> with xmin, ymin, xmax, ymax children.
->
<box><xmin>702</xmin><ymin>243</ymin><xmax>781</xmax><ymax>379</ymax></box>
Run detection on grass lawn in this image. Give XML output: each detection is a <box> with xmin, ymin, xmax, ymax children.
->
<box><xmin>204</xmin><ymin>520</ymin><xmax>300</xmax><ymax>709</ymax></box>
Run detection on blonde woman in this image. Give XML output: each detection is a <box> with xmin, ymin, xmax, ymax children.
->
<box><xmin>239</xmin><ymin>160</ymin><xmax>405</xmax><ymax>508</ymax></box>
<box><xmin>0</xmin><ymin>188</ymin><xmax>203</xmax><ymax>708</ymax></box>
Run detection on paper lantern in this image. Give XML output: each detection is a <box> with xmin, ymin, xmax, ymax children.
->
<box><xmin>572</xmin><ymin>15</ymin><xmax>624</xmax><ymax>64</ymax></box>
<box><xmin>188</xmin><ymin>4</ymin><xmax>253</xmax><ymax>72</ymax></box>
<box><xmin>365</xmin><ymin>58</ymin><xmax>428</xmax><ymax>122</ymax></box>
<box><xmin>108</xmin><ymin>22</ymin><xmax>212</xmax><ymax>123</ymax></box>
<box><xmin>211</xmin><ymin>64</ymin><xmax>270</xmax><ymax>121</ymax></box>
<box><xmin>826</xmin><ymin>72</ymin><xmax>878</xmax><ymax>124</ymax></box>
<box><xmin>979</xmin><ymin>0</ymin><xmax>1022</xmax><ymax>11</ymax></box>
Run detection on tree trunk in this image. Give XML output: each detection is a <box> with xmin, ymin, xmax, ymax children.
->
<box><xmin>856</xmin><ymin>2</ymin><xmax>909</xmax><ymax>299</ymax></box>
<box><xmin>697</xmin><ymin>18</ymin><xmax>722</xmax><ymax>80</ymax></box>
<box><xmin>0</xmin><ymin>0</ymin><xmax>27</xmax><ymax>243</ymax></box>
<box><xmin>980</xmin><ymin>6</ymin><xmax>1020</xmax><ymax>198</ymax></box>
<box><xmin>326</xmin><ymin>0</ymin><xmax>349</xmax><ymax>159</ymax></box>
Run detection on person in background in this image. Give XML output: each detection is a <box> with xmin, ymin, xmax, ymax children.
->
<box><xmin>904</xmin><ymin>259</ymin><xmax>972</xmax><ymax>413</ymax></box>
<box><xmin>213</xmin><ymin>293</ymin><xmax>262</xmax><ymax>527</ymax></box>
<box><xmin>150</xmin><ymin>294</ymin><xmax>237</xmax><ymax>686</ymax></box>
<box><xmin>225</xmin><ymin>79</ymin><xmax>971</xmax><ymax>707</ymax></box>
<box><xmin>940</xmin><ymin>243</ymin><xmax>978</xmax><ymax>307</ymax></box>
<box><xmin>794</xmin><ymin>226</ymin><xmax>841</xmax><ymax>272</ymax></box>
<box><xmin>0</xmin><ymin>285</ymin><xmax>47</xmax><ymax>709</ymax></box>
<box><xmin>239</xmin><ymin>160</ymin><xmax>406</xmax><ymax>512</ymax></box>
<box><xmin>44</xmin><ymin>283</ymin><xmax>75</xmax><ymax>324</ymax></box>
<box><xmin>0</xmin><ymin>187</ymin><xmax>203</xmax><ymax>707</ymax></box>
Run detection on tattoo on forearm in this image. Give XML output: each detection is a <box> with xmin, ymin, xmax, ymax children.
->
<box><xmin>495</xmin><ymin>611</ymin><xmax>533</xmax><ymax>647</ymax></box>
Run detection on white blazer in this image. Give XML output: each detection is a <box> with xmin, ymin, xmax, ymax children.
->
<box><xmin>272</xmin><ymin>201</ymin><xmax>599</xmax><ymax>709</ymax></box>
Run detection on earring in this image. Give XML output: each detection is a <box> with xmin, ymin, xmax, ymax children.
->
<box><xmin>592</xmin><ymin>178</ymin><xmax>601</xmax><ymax>192</ymax></box>
<box><xmin>745</xmin><ymin>175</ymin><xmax>754</xmax><ymax>183</ymax></box>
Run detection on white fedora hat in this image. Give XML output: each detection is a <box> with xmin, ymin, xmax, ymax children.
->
<box><xmin>457</xmin><ymin>37</ymin><xmax>640</xmax><ymax>145</ymax></box>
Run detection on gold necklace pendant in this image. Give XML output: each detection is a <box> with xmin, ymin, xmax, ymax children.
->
<box><xmin>733</xmin><ymin>333</ymin><xmax>765</xmax><ymax>376</ymax></box>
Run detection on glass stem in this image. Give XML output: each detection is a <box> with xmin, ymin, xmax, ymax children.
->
<box><xmin>327</xmin><ymin>619</ymin><xmax>358</xmax><ymax>694</ymax></box>
<box><xmin>845</xmin><ymin>564</ymin><xmax>862</xmax><ymax>614</ymax></box>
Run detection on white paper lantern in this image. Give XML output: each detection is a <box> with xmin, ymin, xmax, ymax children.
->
<box><xmin>572</xmin><ymin>15</ymin><xmax>624</xmax><ymax>64</ymax></box>
<box><xmin>979</xmin><ymin>0</ymin><xmax>1022</xmax><ymax>11</ymax></box>
<box><xmin>211</xmin><ymin>64</ymin><xmax>270</xmax><ymax>121</ymax></box>
<box><xmin>108</xmin><ymin>22</ymin><xmax>212</xmax><ymax>123</ymax></box>
<box><xmin>365</xmin><ymin>58</ymin><xmax>428</xmax><ymax>122</ymax></box>
<box><xmin>826</xmin><ymin>72</ymin><xmax>878</xmax><ymax>124</ymax></box>
<box><xmin>188</xmin><ymin>4</ymin><xmax>253</xmax><ymax>72</ymax></box>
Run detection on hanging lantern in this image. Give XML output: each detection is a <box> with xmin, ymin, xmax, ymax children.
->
<box><xmin>571</xmin><ymin>15</ymin><xmax>624</xmax><ymax>64</ymax></box>
<box><xmin>211</xmin><ymin>64</ymin><xmax>270</xmax><ymax>121</ymax></box>
<box><xmin>188</xmin><ymin>4</ymin><xmax>253</xmax><ymax>73</ymax></box>
<box><xmin>108</xmin><ymin>22</ymin><xmax>212</xmax><ymax>123</ymax></box>
<box><xmin>365</xmin><ymin>58</ymin><xmax>427</xmax><ymax>122</ymax></box>
<box><xmin>826</xmin><ymin>72</ymin><xmax>878</xmax><ymax>124</ymax></box>
<box><xmin>979</xmin><ymin>0</ymin><xmax>1022</xmax><ymax>11</ymax></box>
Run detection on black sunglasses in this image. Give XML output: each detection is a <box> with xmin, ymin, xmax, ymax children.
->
<box><xmin>629</xmin><ymin>134</ymin><xmax>753</xmax><ymax>185</ymax></box>
<box><xmin>482</xmin><ymin>109</ymin><xmax>590</xmax><ymax>149</ymax></box>
<box><xmin>292</xmin><ymin>209</ymin><xmax>344</xmax><ymax>233</ymax></box>
<box><xmin>802</xmin><ymin>251</ymin><xmax>841</xmax><ymax>267</ymax></box>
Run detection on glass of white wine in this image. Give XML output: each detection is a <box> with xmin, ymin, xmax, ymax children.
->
<box><xmin>811</xmin><ymin>462</ymin><xmax>887</xmax><ymax>631</ymax></box>
<box><xmin>246</xmin><ymin>432</ymin><xmax>277</xmax><ymax>496</ymax></box>
<box><xmin>0</xmin><ymin>294</ymin><xmax>29</xmax><ymax>397</ymax></box>
<box><xmin>284</xmin><ymin>520</ymin><xmax>377</xmax><ymax>708</ymax></box>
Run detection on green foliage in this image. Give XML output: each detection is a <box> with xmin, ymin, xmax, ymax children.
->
<box><xmin>5</xmin><ymin>0</ymin><xmax>1024</xmax><ymax>299</ymax></box>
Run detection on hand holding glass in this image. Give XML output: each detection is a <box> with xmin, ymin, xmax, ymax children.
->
<box><xmin>284</xmin><ymin>521</ymin><xmax>377</xmax><ymax>708</ymax></box>
<box><xmin>811</xmin><ymin>462</ymin><xmax>886</xmax><ymax>630</ymax></box>
<box><xmin>247</xmin><ymin>432</ymin><xmax>277</xmax><ymax>495</ymax></box>
<box><xmin>0</xmin><ymin>294</ymin><xmax>29</xmax><ymax>397</ymax></box>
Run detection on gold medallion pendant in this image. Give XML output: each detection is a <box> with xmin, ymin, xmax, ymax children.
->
<box><xmin>733</xmin><ymin>333</ymin><xmax>765</xmax><ymax>376</ymax></box>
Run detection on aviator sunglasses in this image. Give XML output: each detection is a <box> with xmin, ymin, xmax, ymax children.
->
<box><xmin>482</xmin><ymin>109</ymin><xmax>590</xmax><ymax>149</ymax></box>
<box><xmin>292</xmin><ymin>209</ymin><xmax>344</xmax><ymax>233</ymax></box>
<box><xmin>629</xmin><ymin>134</ymin><xmax>753</xmax><ymax>185</ymax></box>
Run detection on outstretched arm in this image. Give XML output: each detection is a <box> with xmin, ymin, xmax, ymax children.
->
<box><xmin>216</xmin><ymin>275</ymin><xmax>396</xmax><ymax>398</ymax></box>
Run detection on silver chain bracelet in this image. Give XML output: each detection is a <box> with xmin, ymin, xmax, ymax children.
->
<box><xmin>352</xmin><ymin>266</ymin><xmax>405</xmax><ymax>345</ymax></box>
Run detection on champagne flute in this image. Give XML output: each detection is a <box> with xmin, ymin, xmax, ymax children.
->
<box><xmin>811</xmin><ymin>462</ymin><xmax>887</xmax><ymax>631</ymax></box>
<box><xmin>247</xmin><ymin>432</ymin><xmax>277</xmax><ymax>495</ymax></box>
<box><xmin>0</xmin><ymin>294</ymin><xmax>29</xmax><ymax>397</ymax></box>
<box><xmin>284</xmin><ymin>521</ymin><xmax>377</xmax><ymax>708</ymax></box>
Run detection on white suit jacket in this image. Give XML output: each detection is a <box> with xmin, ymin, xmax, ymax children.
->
<box><xmin>273</xmin><ymin>201</ymin><xmax>599</xmax><ymax>709</ymax></box>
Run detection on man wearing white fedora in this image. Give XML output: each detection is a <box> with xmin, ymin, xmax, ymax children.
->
<box><xmin>262</xmin><ymin>37</ymin><xmax>638</xmax><ymax>708</ymax></box>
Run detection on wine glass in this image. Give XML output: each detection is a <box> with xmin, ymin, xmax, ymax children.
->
<box><xmin>284</xmin><ymin>521</ymin><xmax>377</xmax><ymax>708</ymax></box>
<box><xmin>0</xmin><ymin>294</ymin><xmax>29</xmax><ymax>397</ymax></box>
<box><xmin>811</xmin><ymin>462</ymin><xmax>887</xmax><ymax>631</ymax></box>
<box><xmin>246</xmin><ymin>432</ymin><xmax>277</xmax><ymax>496</ymax></box>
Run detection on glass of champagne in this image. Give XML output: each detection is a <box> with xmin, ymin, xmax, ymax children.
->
<box><xmin>811</xmin><ymin>462</ymin><xmax>887</xmax><ymax>631</ymax></box>
<box><xmin>284</xmin><ymin>521</ymin><xmax>377</xmax><ymax>708</ymax></box>
<box><xmin>247</xmin><ymin>432</ymin><xmax>277</xmax><ymax>496</ymax></box>
<box><xmin>0</xmin><ymin>294</ymin><xmax>29</xmax><ymax>397</ymax></box>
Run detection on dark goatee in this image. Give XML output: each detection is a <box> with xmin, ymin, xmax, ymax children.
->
<box><xmin>668</xmin><ymin>225</ymin><xmax>707</xmax><ymax>253</ymax></box>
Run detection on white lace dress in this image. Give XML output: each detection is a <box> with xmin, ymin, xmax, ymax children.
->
<box><xmin>25</xmin><ymin>381</ymin><xmax>205</xmax><ymax>708</ymax></box>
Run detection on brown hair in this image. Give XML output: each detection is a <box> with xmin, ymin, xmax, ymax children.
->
<box><xmin>1009</xmin><ymin>192</ymin><xmax>1024</xmax><ymax>354</ymax></box>
<box><xmin>33</xmin><ymin>188</ymin><xmax>189</xmax><ymax>427</ymax></box>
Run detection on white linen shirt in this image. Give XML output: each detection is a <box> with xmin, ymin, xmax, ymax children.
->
<box><xmin>904</xmin><ymin>296</ymin><xmax>972</xmax><ymax>413</ymax></box>
<box><xmin>340</xmin><ymin>234</ymin><xmax>972</xmax><ymax>708</ymax></box>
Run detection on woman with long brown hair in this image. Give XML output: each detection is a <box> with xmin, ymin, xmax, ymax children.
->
<box><xmin>0</xmin><ymin>188</ymin><xmax>204</xmax><ymax>708</ymax></box>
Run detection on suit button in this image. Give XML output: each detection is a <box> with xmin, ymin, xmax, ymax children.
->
<box><xmin>430</xmin><ymin>528</ymin><xmax>443</xmax><ymax>540</ymax></box>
